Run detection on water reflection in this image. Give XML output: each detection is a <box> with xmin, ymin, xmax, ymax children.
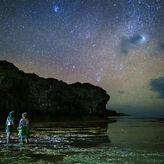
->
<box><xmin>107</xmin><ymin>117</ymin><xmax>164</xmax><ymax>148</ymax></box>
<box><xmin>31</xmin><ymin>117</ymin><xmax>114</xmax><ymax>148</ymax></box>
<box><xmin>0</xmin><ymin>117</ymin><xmax>115</xmax><ymax>149</ymax></box>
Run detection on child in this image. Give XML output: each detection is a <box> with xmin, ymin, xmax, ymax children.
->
<box><xmin>6</xmin><ymin>110</ymin><xmax>15</xmax><ymax>144</ymax></box>
<box><xmin>18</xmin><ymin>112</ymin><xmax>29</xmax><ymax>144</ymax></box>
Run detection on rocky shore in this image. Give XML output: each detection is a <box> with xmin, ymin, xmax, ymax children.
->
<box><xmin>0</xmin><ymin>60</ymin><xmax>124</xmax><ymax>121</ymax></box>
<box><xmin>0</xmin><ymin>60</ymin><xmax>125</xmax><ymax>163</ymax></box>
<box><xmin>0</xmin><ymin>118</ymin><xmax>113</xmax><ymax>164</ymax></box>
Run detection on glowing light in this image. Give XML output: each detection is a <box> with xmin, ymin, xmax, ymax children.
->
<box><xmin>141</xmin><ymin>35</ymin><xmax>146</xmax><ymax>43</ymax></box>
<box><xmin>96</xmin><ymin>76</ymin><xmax>101</xmax><ymax>82</ymax></box>
<box><xmin>53</xmin><ymin>6</ymin><xmax>59</xmax><ymax>13</ymax></box>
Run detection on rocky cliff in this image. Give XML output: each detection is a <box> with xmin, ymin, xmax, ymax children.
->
<box><xmin>0</xmin><ymin>61</ymin><xmax>110</xmax><ymax>117</ymax></box>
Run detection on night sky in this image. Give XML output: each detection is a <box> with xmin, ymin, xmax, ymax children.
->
<box><xmin>0</xmin><ymin>0</ymin><xmax>164</xmax><ymax>116</ymax></box>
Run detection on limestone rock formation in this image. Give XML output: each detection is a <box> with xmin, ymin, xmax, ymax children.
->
<box><xmin>0</xmin><ymin>60</ymin><xmax>110</xmax><ymax>118</ymax></box>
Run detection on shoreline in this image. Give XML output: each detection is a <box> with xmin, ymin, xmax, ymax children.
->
<box><xmin>0</xmin><ymin>118</ymin><xmax>164</xmax><ymax>164</ymax></box>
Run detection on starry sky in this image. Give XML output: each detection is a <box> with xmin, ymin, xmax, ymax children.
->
<box><xmin>0</xmin><ymin>0</ymin><xmax>164</xmax><ymax>116</ymax></box>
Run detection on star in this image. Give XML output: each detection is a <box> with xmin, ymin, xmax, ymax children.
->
<box><xmin>53</xmin><ymin>6</ymin><xmax>60</xmax><ymax>13</ymax></box>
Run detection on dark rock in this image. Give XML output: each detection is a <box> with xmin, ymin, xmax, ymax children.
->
<box><xmin>104</xmin><ymin>109</ymin><xmax>120</xmax><ymax>116</ymax></box>
<box><xmin>118</xmin><ymin>112</ymin><xmax>130</xmax><ymax>116</ymax></box>
<box><xmin>104</xmin><ymin>109</ymin><xmax>129</xmax><ymax>116</ymax></box>
<box><xmin>0</xmin><ymin>60</ymin><xmax>110</xmax><ymax>119</ymax></box>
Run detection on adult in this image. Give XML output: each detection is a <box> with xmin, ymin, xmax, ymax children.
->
<box><xmin>18</xmin><ymin>112</ymin><xmax>29</xmax><ymax>144</ymax></box>
<box><xmin>6</xmin><ymin>110</ymin><xmax>14</xmax><ymax>144</ymax></box>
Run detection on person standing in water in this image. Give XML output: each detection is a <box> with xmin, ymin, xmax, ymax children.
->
<box><xmin>18</xmin><ymin>112</ymin><xmax>29</xmax><ymax>144</ymax></box>
<box><xmin>6</xmin><ymin>110</ymin><xmax>15</xmax><ymax>144</ymax></box>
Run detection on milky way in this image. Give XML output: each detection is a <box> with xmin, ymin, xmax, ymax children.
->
<box><xmin>0</xmin><ymin>0</ymin><xmax>164</xmax><ymax>116</ymax></box>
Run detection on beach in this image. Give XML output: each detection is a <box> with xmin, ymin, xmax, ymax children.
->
<box><xmin>0</xmin><ymin>117</ymin><xmax>164</xmax><ymax>164</ymax></box>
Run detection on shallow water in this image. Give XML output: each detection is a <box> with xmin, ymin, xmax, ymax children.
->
<box><xmin>0</xmin><ymin>117</ymin><xmax>164</xmax><ymax>164</ymax></box>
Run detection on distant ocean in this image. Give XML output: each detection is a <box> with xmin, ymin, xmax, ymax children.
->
<box><xmin>0</xmin><ymin>117</ymin><xmax>164</xmax><ymax>163</ymax></box>
<box><xmin>107</xmin><ymin>117</ymin><xmax>164</xmax><ymax>164</ymax></box>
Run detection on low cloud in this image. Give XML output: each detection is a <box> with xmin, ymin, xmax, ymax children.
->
<box><xmin>129</xmin><ymin>34</ymin><xmax>144</xmax><ymax>44</ymax></box>
<box><xmin>150</xmin><ymin>77</ymin><xmax>164</xmax><ymax>98</ymax></box>
<box><xmin>120</xmin><ymin>34</ymin><xmax>146</xmax><ymax>55</ymax></box>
